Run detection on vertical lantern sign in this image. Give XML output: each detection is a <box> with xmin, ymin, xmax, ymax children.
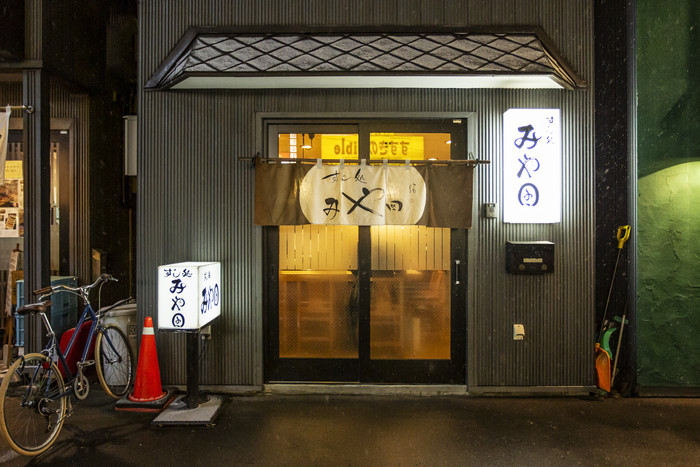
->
<box><xmin>158</xmin><ymin>262</ymin><xmax>221</xmax><ymax>330</ymax></box>
<box><xmin>503</xmin><ymin>109</ymin><xmax>561</xmax><ymax>223</ymax></box>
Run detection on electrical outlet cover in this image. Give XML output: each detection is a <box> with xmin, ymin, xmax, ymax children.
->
<box><xmin>513</xmin><ymin>324</ymin><xmax>525</xmax><ymax>340</ymax></box>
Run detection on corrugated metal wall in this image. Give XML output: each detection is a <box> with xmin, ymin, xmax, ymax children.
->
<box><xmin>139</xmin><ymin>0</ymin><xmax>594</xmax><ymax>388</ymax></box>
<box><xmin>0</xmin><ymin>83</ymin><xmax>22</xmax><ymax>108</ymax></box>
<box><xmin>468</xmin><ymin>89</ymin><xmax>594</xmax><ymax>387</ymax></box>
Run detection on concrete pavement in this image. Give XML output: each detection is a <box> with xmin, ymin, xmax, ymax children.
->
<box><xmin>1</xmin><ymin>389</ymin><xmax>699</xmax><ymax>466</ymax></box>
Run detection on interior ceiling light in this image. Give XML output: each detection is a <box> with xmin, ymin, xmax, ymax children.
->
<box><xmin>301</xmin><ymin>134</ymin><xmax>313</xmax><ymax>149</ymax></box>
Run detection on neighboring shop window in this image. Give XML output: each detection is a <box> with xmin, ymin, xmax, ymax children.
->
<box><xmin>0</xmin><ymin>138</ymin><xmax>24</xmax><ymax>238</ymax></box>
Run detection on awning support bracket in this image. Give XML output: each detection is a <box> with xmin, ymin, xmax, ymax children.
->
<box><xmin>5</xmin><ymin>104</ymin><xmax>34</xmax><ymax>114</ymax></box>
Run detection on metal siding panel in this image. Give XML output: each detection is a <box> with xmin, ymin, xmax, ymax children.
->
<box><xmin>25</xmin><ymin>0</ymin><xmax>43</xmax><ymax>61</ymax></box>
<box><xmin>139</xmin><ymin>0</ymin><xmax>594</xmax><ymax>388</ymax></box>
<box><xmin>470</xmin><ymin>88</ymin><xmax>594</xmax><ymax>387</ymax></box>
<box><xmin>0</xmin><ymin>83</ymin><xmax>23</xmax><ymax>106</ymax></box>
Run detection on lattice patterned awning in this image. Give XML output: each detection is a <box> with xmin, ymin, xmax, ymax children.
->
<box><xmin>146</xmin><ymin>28</ymin><xmax>585</xmax><ymax>90</ymax></box>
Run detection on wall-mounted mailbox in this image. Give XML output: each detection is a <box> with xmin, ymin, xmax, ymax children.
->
<box><xmin>506</xmin><ymin>241</ymin><xmax>554</xmax><ymax>274</ymax></box>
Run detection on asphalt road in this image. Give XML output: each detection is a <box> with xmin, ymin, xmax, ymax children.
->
<box><xmin>1</xmin><ymin>390</ymin><xmax>699</xmax><ymax>466</ymax></box>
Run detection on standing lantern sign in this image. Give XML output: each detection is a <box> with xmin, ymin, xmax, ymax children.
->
<box><xmin>157</xmin><ymin>262</ymin><xmax>221</xmax><ymax>331</ymax></box>
<box><xmin>154</xmin><ymin>262</ymin><xmax>222</xmax><ymax>426</ymax></box>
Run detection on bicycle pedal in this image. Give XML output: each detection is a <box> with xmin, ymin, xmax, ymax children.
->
<box><xmin>78</xmin><ymin>360</ymin><xmax>95</xmax><ymax>368</ymax></box>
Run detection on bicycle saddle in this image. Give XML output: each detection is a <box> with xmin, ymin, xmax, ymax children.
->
<box><xmin>16</xmin><ymin>301</ymin><xmax>52</xmax><ymax>315</ymax></box>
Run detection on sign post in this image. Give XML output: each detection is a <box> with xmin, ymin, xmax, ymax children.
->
<box><xmin>153</xmin><ymin>262</ymin><xmax>222</xmax><ymax>425</ymax></box>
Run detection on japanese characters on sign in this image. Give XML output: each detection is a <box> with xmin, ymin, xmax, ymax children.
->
<box><xmin>157</xmin><ymin>262</ymin><xmax>221</xmax><ymax>331</ymax></box>
<box><xmin>503</xmin><ymin>109</ymin><xmax>561</xmax><ymax>223</ymax></box>
<box><xmin>321</xmin><ymin>134</ymin><xmax>425</xmax><ymax>160</ymax></box>
<box><xmin>299</xmin><ymin>163</ymin><xmax>427</xmax><ymax>225</ymax></box>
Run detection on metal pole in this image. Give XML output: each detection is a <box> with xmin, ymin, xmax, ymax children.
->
<box><xmin>240</xmin><ymin>156</ymin><xmax>490</xmax><ymax>166</ymax></box>
<box><xmin>23</xmin><ymin>68</ymin><xmax>50</xmax><ymax>353</ymax></box>
<box><xmin>5</xmin><ymin>105</ymin><xmax>34</xmax><ymax>113</ymax></box>
<box><xmin>186</xmin><ymin>331</ymin><xmax>201</xmax><ymax>409</ymax></box>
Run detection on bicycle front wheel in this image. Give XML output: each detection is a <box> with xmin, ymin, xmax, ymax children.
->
<box><xmin>0</xmin><ymin>353</ymin><xmax>68</xmax><ymax>456</ymax></box>
<box><xmin>95</xmin><ymin>325</ymin><xmax>134</xmax><ymax>398</ymax></box>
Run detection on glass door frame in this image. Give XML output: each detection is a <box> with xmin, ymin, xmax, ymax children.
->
<box><xmin>265</xmin><ymin>123</ymin><xmax>363</xmax><ymax>382</ymax></box>
<box><xmin>263</xmin><ymin>118</ymin><xmax>468</xmax><ymax>384</ymax></box>
<box><xmin>8</xmin><ymin>126</ymin><xmax>74</xmax><ymax>276</ymax></box>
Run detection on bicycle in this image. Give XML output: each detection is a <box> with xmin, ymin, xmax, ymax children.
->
<box><xmin>0</xmin><ymin>273</ymin><xmax>135</xmax><ymax>456</ymax></box>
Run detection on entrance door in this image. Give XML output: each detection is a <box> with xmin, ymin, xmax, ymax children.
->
<box><xmin>265</xmin><ymin>119</ymin><xmax>467</xmax><ymax>384</ymax></box>
<box><xmin>7</xmin><ymin>129</ymin><xmax>72</xmax><ymax>274</ymax></box>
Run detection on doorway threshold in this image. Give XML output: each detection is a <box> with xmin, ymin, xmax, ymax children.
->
<box><xmin>264</xmin><ymin>384</ymin><xmax>467</xmax><ymax>396</ymax></box>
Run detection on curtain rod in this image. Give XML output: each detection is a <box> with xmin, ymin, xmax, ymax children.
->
<box><xmin>241</xmin><ymin>156</ymin><xmax>490</xmax><ymax>166</ymax></box>
<box><xmin>5</xmin><ymin>105</ymin><xmax>34</xmax><ymax>114</ymax></box>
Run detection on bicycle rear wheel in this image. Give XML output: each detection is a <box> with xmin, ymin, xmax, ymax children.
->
<box><xmin>0</xmin><ymin>353</ymin><xmax>68</xmax><ymax>456</ymax></box>
<box><xmin>95</xmin><ymin>324</ymin><xmax>134</xmax><ymax>398</ymax></box>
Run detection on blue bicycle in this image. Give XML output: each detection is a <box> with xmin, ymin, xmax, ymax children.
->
<box><xmin>0</xmin><ymin>273</ymin><xmax>134</xmax><ymax>456</ymax></box>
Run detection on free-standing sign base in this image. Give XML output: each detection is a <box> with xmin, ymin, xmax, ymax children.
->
<box><xmin>155</xmin><ymin>262</ymin><xmax>223</xmax><ymax>426</ymax></box>
<box><xmin>151</xmin><ymin>394</ymin><xmax>222</xmax><ymax>427</ymax></box>
<box><xmin>151</xmin><ymin>330</ymin><xmax>222</xmax><ymax>427</ymax></box>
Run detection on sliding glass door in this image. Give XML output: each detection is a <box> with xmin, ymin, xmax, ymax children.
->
<box><xmin>265</xmin><ymin>119</ymin><xmax>467</xmax><ymax>383</ymax></box>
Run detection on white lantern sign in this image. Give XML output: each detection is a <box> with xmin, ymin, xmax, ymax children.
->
<box><xmin>299</xmin><ymin>162</ymin><xmax>427</xmax><ymax>226</ymax></box>
<box><xmin>503</xmin><ymin>108</ymin><xmax>561</xmax><ymax>223</ymax></box>
<box><xmin>158</xmin><ymin>262</ymin><xmax>221</xmax><ymax>330</ymax></box>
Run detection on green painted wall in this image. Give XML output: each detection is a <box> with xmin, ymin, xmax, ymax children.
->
<box><xmin>637</xmin><ymin>0</ymin><xmax>700</xmax><ymax>386</ymax></box>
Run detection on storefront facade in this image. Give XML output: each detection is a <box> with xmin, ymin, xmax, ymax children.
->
<box><xmin>138</xmin><ymin>0</ymin><xmax>595</xmax><ymax>392</ymax></box>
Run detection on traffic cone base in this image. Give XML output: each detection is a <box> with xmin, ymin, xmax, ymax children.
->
<box><xmin>116</xmin><ymin>387</ymin><xmax>176</xmax><ymax>412</ymax></box>
<box><xmin>128</xmin><ymin>389</ymin><xmax>167</xmax><ymax>402</ymax></box>
<box><xmin>115</xmin><ymin>316</ymin><xmax>175</xmax><ymax>412</ymax></box>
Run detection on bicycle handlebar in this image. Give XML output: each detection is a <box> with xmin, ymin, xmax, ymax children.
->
<box><xmin>33</xmin><ymin>273</ymin><xmax>118</xmax><ymax>298</ymax></box>
<box><xmin>34</xmin><ymin>286</ymin><xmax>52</xmax><ymax>296</ymax></box>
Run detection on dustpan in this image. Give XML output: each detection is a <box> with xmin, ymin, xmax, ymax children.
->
<box><xmin>595</xmin><ymin>342</ymin><xmax>611</xmax><ymax>392</ymax></box>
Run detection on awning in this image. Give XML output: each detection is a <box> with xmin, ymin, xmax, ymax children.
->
<box><xmin>146</xmin><ymin>27</ymin><xmax>586</xmax><ymax>91</ymax></box>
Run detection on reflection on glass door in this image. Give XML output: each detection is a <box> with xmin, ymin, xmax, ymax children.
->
<box><xmin>369</xmin><ymin>132</ymin><xmax>452</xmax><ymax>360</ymax></box>
<box><xmin>277</xmin><ymin>130</ymin><xmax>360</xmax><ymax>359</ymax></box>
<box><xmin>370</xmin><ymin>226</ymin><xmax>451</xmax><ymax>359</ymax></box>
<box><xmin>279</xmin><ymin>225</ymin><xmax>359</xmax><ymax>358</ymax></box>
<box><xmin>50</xmin><ymin>143</ymin><xmax>60</xmax><ymax>273</ymax></box>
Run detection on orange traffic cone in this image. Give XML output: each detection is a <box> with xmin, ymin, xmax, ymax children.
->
<box><xmin>129</xmin><ymin>316</ymin><xmax>166</xmax><ymax>401</ymax></box>
<box><xmin>115</xmin><ymin>316</ymin><xmax>175</xmax><ymax>411</ymax></box>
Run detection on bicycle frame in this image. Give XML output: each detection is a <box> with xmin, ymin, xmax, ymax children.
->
<box><xmin>53</xmin><ymin>303</ymin><xmax>99</xmax><ymax>382</ymax></box>
<box><xmin>16</xmin><ymin>355</ymin><xmax>63</xmax><ymax>410</ymax></box>
<box><xmin>39</xmin><ymin>300</ymin><xmax>127</xmax><ymax>398</ymax></box>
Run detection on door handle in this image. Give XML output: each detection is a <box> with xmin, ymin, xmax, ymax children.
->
<box><xmin>454</xmin><ymin>260</ymin><xmax>461</xmax><ymax>285</ymax></box>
